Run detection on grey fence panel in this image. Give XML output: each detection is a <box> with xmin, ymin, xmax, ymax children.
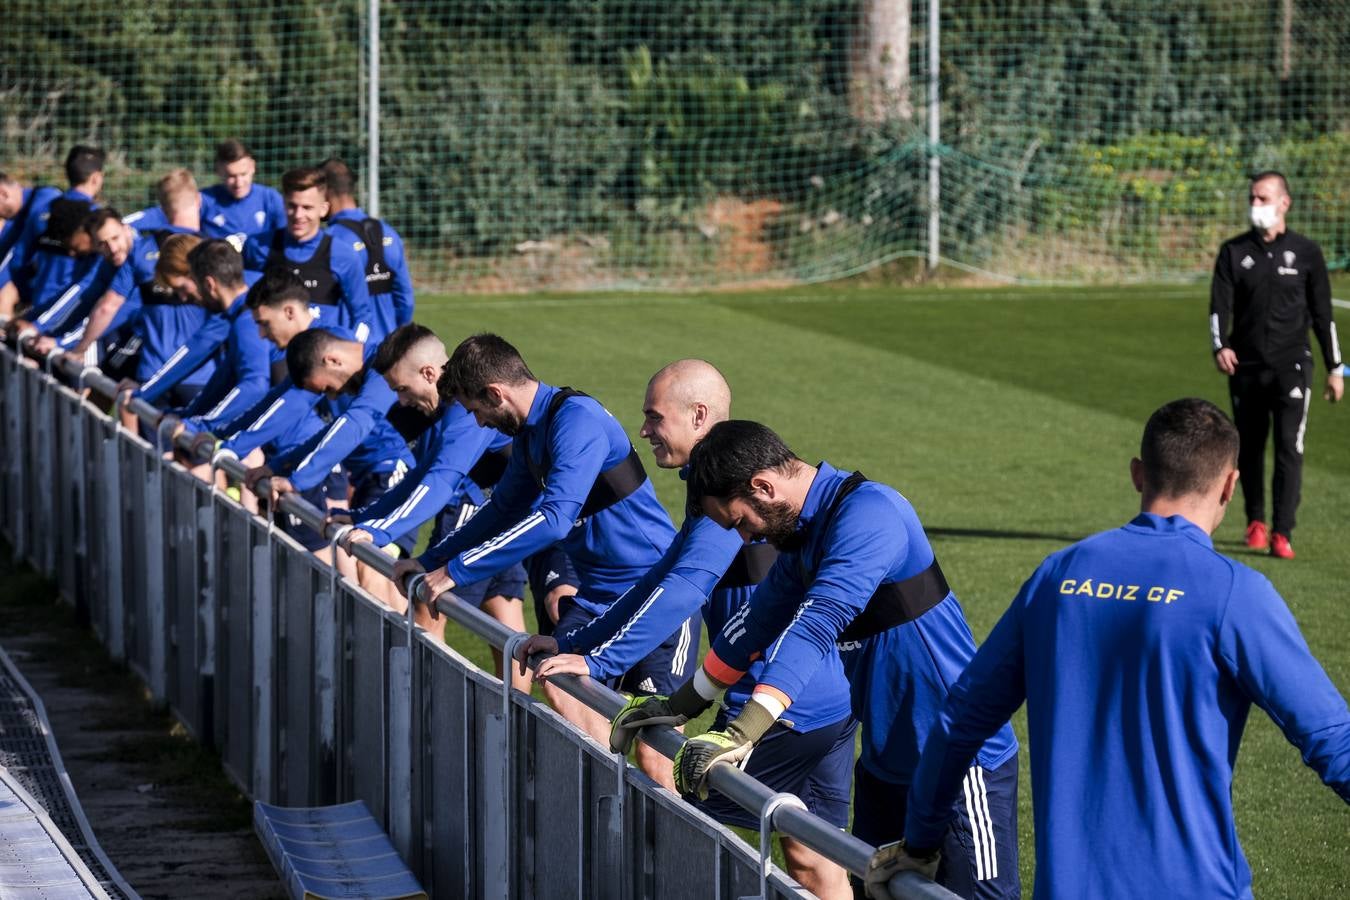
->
<box><xmin>216</xmin><ymin>502</ymin><xmax>257</xmax><ymax>791</ymax></box>
<box><xmin>278</xmin><ymin>544</ymin><xmax>322</xmax><ymax>807</ymax></box>
<box><xmin>1</xmin><ymin>358</ymin><xmax>19</xmax><ymax>545</ymax></box>
<box><xmin>347</xmin><ymin>586</ymin><xmax>391</xmax><ymax>826</ymax></box>
<box><xmin>519</xmin><ymin>709</ymin><xmax>585</xmax><ymax>900</ymax></box>
<box><xmin>165</xmin><ymin>467</ymin><xmax>199</xmax><ymax>731</ymax></box>
<box><xmin>311</xmin><ymin>584</ymin><xmax>340</xmax><ymax>807</ymax></box>
<box><xmin>194</xmin><ymin>480</ymin><xmax>217</xmax><ymax>746</ymax></box>
<box><xmin>53</xmin><ymin>390</ymin><xmax>78</xmax><ymax>605</ymax></box>
<box><xmin>28</xmin><ymin>374</ymin><xmax>52</xmax><ymax>573</ymax></box>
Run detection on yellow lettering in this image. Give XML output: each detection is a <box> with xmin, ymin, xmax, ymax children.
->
<box><xmin>1059</xmin><ymin>579</ymin><xmax>1077</xmax><ymax>595</ymax></box>
<box><xmin>1165</xmin><ymin>588</ymin><xmax>1184</xmax><ymax>605</ymax></box>
<box><xmin>1147</xmin><ymin>586</ymin><xmax>1164</xmax><ymax>603</ymax></box>
<box><xmin>1123</xmin><ymin>585</ymin><xmax>1139</xmax><ymax>601</ymax></box>
<box><xmin>1076</xmin><ymin>579</ymin><xmax>1095</xmax><ymax>597</ymax></box>
<box><xmin>1097</xmin><ymin>582</ymin><xmax>1114</xmax><ymax>599</ymax></box>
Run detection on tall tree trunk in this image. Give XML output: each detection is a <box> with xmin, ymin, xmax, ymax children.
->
<box><xmin>851</xmin><ymin>0</ymin><xmax>913</xmax><ymax>122</ymax></box>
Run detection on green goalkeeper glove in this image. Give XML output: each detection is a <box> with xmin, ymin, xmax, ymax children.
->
<box><xmin>608</xmin><ymin>679</ymin><xmax>712</xmax><ymax>754</ymax></box>
<box><xmin>672</xmin><ymin>699</ymin><xmax>777</xmax><ymax>800</ymax></box>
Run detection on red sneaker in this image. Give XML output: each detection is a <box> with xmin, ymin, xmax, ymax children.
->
<box><xmin>1270</xmin><ymin>533</ymin><xmax>1295</xmax><ymax>560</ymax></box>
<box><xmin>1244</xmin><ymin>521</ymin><xmax>1269</xmax><ymax>550</ymax></box>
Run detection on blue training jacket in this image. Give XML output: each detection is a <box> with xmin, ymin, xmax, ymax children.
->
<box><xmin>176</xmin><ymin>285</ymin><xmax>273</xmax><ymax>432</ymax></box>
<box><xmin>271</xmin><ymin>334</ymin><xmax>413</xmax><ymax>489</ymax></box>
<box><xmin>134</xmin><ymin>271</ymin><xmax>262</xmax><ymax>407</ymax></box>
<box><xmin>352</xmin><ymin>401</ymin><xmax>510</xmax><ymax>547</ymax></box>
<box><xmin>215</xmin><ymin>325</ymin><xmax>366</xmax><ymax>464</ymax></box>
<box><xmin>418</xmin><ymin>382</ymin><xmax>676</xmax><ymax>608</ymax></box>
<box><xmin>558</xmin><ymin>504</ymin><xmax>852</xmax><ymax>732</ymax></box>
<box><xmin>329</xmin><ymin>208</ymin><xmax>415</xmax><ymax>339</ymax></box>
<box><xmin>707</xmin><ymin>461</ymin><xmax>1017</xmax><ymax>782</ymax></box>
<box><xmin>904</xmin><ymin>512</ymin><xmax>1350</xmax><ymax>900</ymax></box>
<box><xmin>0</xmin><ymin>186</ymin><xmax>61</xmax><ymax>288</ymax></box>
<box><xmin>19</xmin><ymin>189</ymin><xmax>100</xmax><ymax>317</ymax></box>
<box><xmin>202</xmin><ymin>183</ymin><xmax>285</xmax><ymax>244</ymax></box>
<box><xmin>243</xmin><ymin>228</ymin><xmax>376</xmax><ymax>344</ymax></box>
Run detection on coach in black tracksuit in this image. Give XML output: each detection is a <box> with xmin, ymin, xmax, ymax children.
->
<box><xmin>1210</xmin><ymin>170</ymin><xmax>1342</xmax><ymax>559</ymax></box>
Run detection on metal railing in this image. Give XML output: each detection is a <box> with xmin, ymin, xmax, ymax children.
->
<box><xmin>0</xmin><ymin>339</ymin><xmax>954</xmax><ymax>900</ymax></box>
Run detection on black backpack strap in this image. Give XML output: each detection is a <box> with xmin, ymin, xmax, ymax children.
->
<box><xmin>520</xmin><ymin>387</ymin><xmax>649</xmax><ymax>517</ymax></box>
<box><xmin>837</xmin><ymin>559</ymin><xmax>950</xmax><ymax>642</ymax></box>
<box><xmin>716</xmin><ymin>541</ymin><xmax>780</xmax><ymax>590</ymax></box>
<box><xmin>809</xmin><ymin>471</ymin><xmax>950</xmax><ymax>643</ymax></box>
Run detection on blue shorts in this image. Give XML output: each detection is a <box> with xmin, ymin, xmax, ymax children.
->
<box><xmin>524</xmin><ymin>546</ymin><xmax>581</xmax><ymax>636</ymax></box>
<box><xmin>453</xmin><ymin>565</ymin><xmax>528</xmax><ymax>608</ymax></box>
<box><xmin>350</xmin><ymin>465</ymin><xmax>415</xmax><ymax>556</ymax></box>
<box><xmin>278</xmin><ymin>468</ymin><xmax>350</xmax><ymax>553</ymax></box>
<box><xmin>695</xmin><ymin>714</ymin><xmax>855</xmax><ymax>830</ymax></box>
<box><xmin>554</xmin><ymin>596</ymin><xmax>699</xmax><ymax>696</ymax></box>
<box><xmin>851</xmin><ymin>754</ymin><xmax>1020</xmax><ymax>900</ymax></box>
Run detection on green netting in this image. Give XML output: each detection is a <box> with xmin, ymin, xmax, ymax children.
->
<box><xmin>2</xmin><ymin>1</ymin><xmax>1347</xmax><ymax>291</ymax></box>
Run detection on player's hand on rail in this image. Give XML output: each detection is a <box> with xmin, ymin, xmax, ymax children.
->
<box><xmin>514</xmin><ymin>634</ymin><xmax>558</xmax><ymax>676</ymax></box>
<box><xmin>243</xmin><ymin>464</ymin><xmax>273</xmax><ymax>494</ymax></box>
<box><xmin>535</xmin><ymin>652</ymin><xmax>589</xmax><ymax>682</ymax></box>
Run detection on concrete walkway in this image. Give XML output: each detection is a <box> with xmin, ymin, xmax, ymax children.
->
<box><xmin>0</xmin><ymin>556</ymin><xmax>284</xmax><ymax>900</ymax></box>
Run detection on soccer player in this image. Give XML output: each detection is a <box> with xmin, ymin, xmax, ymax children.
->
<box><xmin>320</xmin><ymin>158</ymin><xmax>414</xmax><ymax>338</ymax></box>
<box><xmin>59</xmin><ymin>171</ymin><xmax>205</xmax><ymax>371</ymax></box>
<box><xmin>202</xmin><ymin>138</ymin><xmax>286</xmax><ymax>246</ymax></box>
<box><xmin>214</xmin><ymin>274</ymin><xmax>347</xmax><ymax>555</ymax></box>
<box><xmin>123</xmin><ymin>165</ymin><xmax>210</xmax><ymax>234</ymax></box>
<box><xmin>333</xmin><ymin>324</ymin><xmax>521</xmax><ymax>658</ymax></box>
<box><xmin>517</xmin><ymin>360</ymin><xmax>855</xmax><ymax>900</ymax></box>
<box><xmin>1210</xmin><ymin>170</ymin><xmax>1342</xmax><ymax>559</ymax></box>
<box><xmin>619</xmin><ymin>421</ymin><xmax>1020</xmax><ymax>899</ymax></box>
<box><xmin>0</xmin><ymin>172</ymin><xmax>61</xmax><ymax>305</ymax></box>
<box><xmin>390</xmin><ymin>334</ymin><xmax>680</xmax><ymax>784</ymax></box>
<box><xmin>886</xmin><ymin>398</ymin><xmax>1350</xmax><ymax>900</ymax></box>
<box><xmin>164</xmin><ymin>240</ymin><xmax>273</xmax><ymax>435</ymax></box>
<box><xmin>257</xmin><ymin>327</ymin><xmax>415</xmax><ymax>603</ymax></box>
<box><xmin>0</xmin><ymin>146</ymin><xmax>104</xmax><ymax>320</ymax></box>
<box><xmin>244</xmin><ymin>167</ymin><xmax>376</xmax><ymax>343</ymax></box>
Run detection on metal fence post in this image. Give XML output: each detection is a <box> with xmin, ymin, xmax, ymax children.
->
<box><xmin>251</xmin><ymin>540</ymin><xmax>275</xmax><ymax>802</ymax></box>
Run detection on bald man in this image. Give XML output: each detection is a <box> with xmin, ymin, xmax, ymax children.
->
<box><xmin>517</xmin><ymin>360</ymin><xmax>856</xmax><ymax>900</ymax></box>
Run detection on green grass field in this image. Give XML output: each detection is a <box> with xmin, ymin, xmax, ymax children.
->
<box><xmin>414</xmin><ymin>281</ymin><xmax>1350</xmax><ymax>896</ymax></box>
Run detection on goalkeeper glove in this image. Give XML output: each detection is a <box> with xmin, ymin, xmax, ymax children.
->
<box><xmin>672</xmin><ymin>698</ymin><xmax>777</xmax><ymax>800</ymax></box>
<box><xmin>863</xmin><ymin>840</ymin><xmax>941</xmax><ymax>898</ymax></box>
<box><xmin>609</xmin><ymin>679</ymin><xmax>713</xmax><ymax>754</ymax></box>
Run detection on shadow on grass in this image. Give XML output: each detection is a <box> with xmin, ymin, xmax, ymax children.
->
<box><xmin>928</xmin><ymin>526</ymin><xmax>1083</xmax><ymax>544</ymax></box>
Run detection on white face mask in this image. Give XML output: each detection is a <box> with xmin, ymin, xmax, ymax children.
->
<box><xmin>1250</xmin><ymin>202</ymin><xmax>1281</xmax><ymax>231</ymax></box>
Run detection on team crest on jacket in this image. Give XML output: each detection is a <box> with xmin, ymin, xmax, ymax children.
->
<box><xmin>255</xmin><ymin>210</ymin><xmax>266</xmax><ymax>226</ymax></box>
<box><xmin>1240</xmin><ymin>255</ymin><xmax>1254</xmax><ymax>269</ymax></box>
<box><xmin>1283</xmin><ymin>250</ymin><xmax>1296</xmax><ymax>267</ymax></box>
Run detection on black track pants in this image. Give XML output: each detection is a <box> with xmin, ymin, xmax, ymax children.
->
<box><xmin>1229</xmin><ymin>361</ymin><xmax>1312</xmax><ymax>537</ymax></box>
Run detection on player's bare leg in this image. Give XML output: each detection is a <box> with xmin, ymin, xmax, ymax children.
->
<box><xmin>481</xmin><ymin>594</ymin><xmax>532</xmax><ymax>692</ymax></box>
<box><xmin>781</xmin><ymin>836</ymin><xmax>850</xmax><ymax>900</ymax></box>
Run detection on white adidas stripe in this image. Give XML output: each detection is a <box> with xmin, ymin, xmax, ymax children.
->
<box><xmin>671</xmin><ymin>618</ymin><xmax>692</xmax><ymax>677</ymax></box>
<box><xmin>35</xmin><ymin>283</ymin><xmax>81</xmax><ymax>327</ymax></box>
<box><xmin>762</xmin><ymin>599</ymin><xmax>813</xmax><ymax>661</ymax></box>
<box><xmin>297</xmin><ymin>416</ymin><xmax>348</xmax><ymax>472</ymax></box>
<box><xmin>369</xmin><ymin>483</ymin><xmax>429</xmax><ymax>532</ymax></box>
<box><xmin>141</xmin><ymin>345</ymin><xmax>190</xmax><ymax>393</ymax></box>
<box><xmin>592</xmin><ymin>586</ymin><xmax>664</xmax><ymax>657</ymax></box>
<box><xmin>247</xmin><ymin>396</ymin><xmax>287</xmax><ymax>432</ymax></box>
<box><xmin>204</xmin><ymin>386</ymin><xmax>241</xmax><ymax>422</ymax></box>
<box><xmin>461</xmin><ymin>510</ymin><xmax>546</xmax><ymax>566</ymax></box>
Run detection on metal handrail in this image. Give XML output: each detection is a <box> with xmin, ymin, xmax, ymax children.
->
<box><xmin>8</xmin><ymin>336</ymin><xmax>957</xmax><ymax>900</ymax></box>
